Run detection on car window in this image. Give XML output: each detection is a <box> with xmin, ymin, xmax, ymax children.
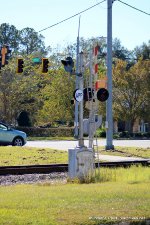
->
<box><xmin>0</xmin><ymin>124</ymin><xmax>7</xmax><ymax>130</ymax></box>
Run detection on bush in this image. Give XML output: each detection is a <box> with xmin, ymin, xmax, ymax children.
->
<box><xmin>119</xmin><ymin>131</ymin><xmax>131</xmax><ymax>138</ymax></box>
<box><xmin>113</xmin><ymin>133</ymin><xmax>120</xmax><ymax>139</ymax></box>
<box><xmin>114</xmin><ymin>131</ymin><xmax>150</xmax><ymax>139</ymax></box>
<box><xmin>133</xmin><ymin>132</ymin><xmax>143</xmax><ymax>138</ymax></box>
<box><xmin>133</xmin><ymin>132</ymin><xmax>150</xmax><ymax>138</ymax></box>
<box><xmin>96</xmin><ymin>128</ymin><xmax>106</xmax><ymax>137</ymax></box>
<box><xmin>16</xmin><ymin>127</ymin><xmax>74</xmax><ymax>137</ymax></box>
<box><xmin>143</xmin><ymin>132</ymin><xmax>150</xmax><ymax>138</ymax></box>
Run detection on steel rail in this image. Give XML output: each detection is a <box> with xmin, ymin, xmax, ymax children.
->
<box><xmin>0</xmin><ymin>160</ymin><xmax>149</xmax><ymax>176</ymax></box>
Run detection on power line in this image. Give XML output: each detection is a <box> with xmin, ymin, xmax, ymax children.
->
<box><xmin>38</xmin><ymin>0</ymin><xmax>106</xmax><ymax>32</ymax></box>
<box><xmin>117</xmin><ymin>0</ymin><xmax>150</xmax><ymax>16</ymax></box>
<box><xmin>38</xmin><ymin>0</ymin><xmax>150</xmax><ymax>33</ymax></box>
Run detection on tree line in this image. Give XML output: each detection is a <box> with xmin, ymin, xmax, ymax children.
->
<box><xmin>0</xmin><ymin>23</ymin><xmax>150</xmax><ymax>132</ymax></box>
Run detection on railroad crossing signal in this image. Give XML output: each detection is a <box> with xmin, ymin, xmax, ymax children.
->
<box><xmin>17</xmin><ymin>58</ymin><xmax>24</xmax><ymax>73</ymax></box>
<box><xmin>83</xmin><ymin>88</ymin><xmax>94</xmax><ymax>101</ymax></box>
<box><xmin>42</xmin><ymin>58</ymin><xmax>49</xmax><ymax>73</ymax></box>
<box><xmin>61</xmin><ymin>57</ymin><xmax>74</xmax><ymax>73</ymax></box>
<box><xmin>73</xmin><ymin>89</ymin><xmax>83</xmax><ymax>102</ymax></box>
<box><xmin>97</xmin><ymin>88</ymin><xmax>109</xmax><ymax>102</ymax></box>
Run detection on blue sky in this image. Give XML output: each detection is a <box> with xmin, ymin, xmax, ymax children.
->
<box><xmin>0</xmin><ymin>0</ymin><xmax>150</xmax><ymax>50</ymax></box>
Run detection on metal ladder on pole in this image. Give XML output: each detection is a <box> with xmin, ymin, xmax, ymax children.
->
<box><xmin>93</xmin><ymin>118</ymin><xmax>100</xmax><ymax>176</ymax></box>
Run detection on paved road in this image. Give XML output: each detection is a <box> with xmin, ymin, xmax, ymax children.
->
<box><xmin>25</xmin><ymin>139</ymin><xmax>150</xmax><ymax>162</ymax></box>
<box><xmin>25</xmin><ymin>139</ymin><xmax>150</xmax><ymax>150</ymax></box>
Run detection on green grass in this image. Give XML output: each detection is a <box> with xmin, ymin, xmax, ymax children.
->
<box><xmin>0</xmin><ymin>166</ymin><xmax>149</xmax><ymax>225</ymax></box>
<box><xmin>99</xmin><ymin>146</ymin><xmax>150</xmax><ymax>159</ymax></box>
<box><xmin>94</xmin><ymin>165</ymin><xmax>150</xmax><ymax>183</ymax></box>
<box><xmin>0</xmin><ymin>147</ymin><xmax>68</xmax><ymax>166</ymax></box>
<box><xmin>0</xmin><ymin>145</ymin><xmax>149</xmax><ymax>166</ymax></box>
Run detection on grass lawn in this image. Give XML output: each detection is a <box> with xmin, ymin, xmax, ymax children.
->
<box><xmin>99</xmin><ymin>146</ymin><xmax>150</xmax><ymax>159</ymax></box>
<box><xmin>0</xmin><ymin>147</ymin><xmax>68</xmax><ymax>166</ymax></box>
<box><xmin>0</xmin><ymin>145</ymin><xmax>149</xmax><ymax>166</ymax></box>
<box><xmin>0</xmin><ymin>166</ymin><xmax>150</xmax><ymax>225</ymax></box>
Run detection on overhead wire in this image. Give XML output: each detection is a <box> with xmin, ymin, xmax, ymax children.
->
<box><xmin>117</xmin><ymin>0</ymin><xmax>150</xmax><ymax>16</ymax></box>
<box><xmin>38</xmin><ymin>0</ymin><xmax>106</xmax><ymax>32</ymax></box>
<box><xmin>38</xmin><ymin>0</ymin><xmax>150</xmax><ymax>33</ymax></box>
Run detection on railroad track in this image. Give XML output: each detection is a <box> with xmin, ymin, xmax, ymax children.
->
<box><xmin>0</xmin><ymin>160</ymin><xmax>149</xmax><ymax>176</ymax></box>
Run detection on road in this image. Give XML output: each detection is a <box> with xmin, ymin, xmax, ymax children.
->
<box><xmin>25</xmin><ymin>139</ymin><xmax>150</xmax><ymax>150</ymax></box>
<box><xmin>25</xmin><ymin>139</ymin><xmax>150</xmax><ymax>162</ymax></box>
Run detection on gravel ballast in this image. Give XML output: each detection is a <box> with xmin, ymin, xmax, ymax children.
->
<box><xmin>0</xmin><ymin>172</ymin><xmax>68</xmax><ymax>186</ymax></box>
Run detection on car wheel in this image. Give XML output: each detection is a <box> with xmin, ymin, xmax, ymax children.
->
<box><xmin>13</xmin><ymin>137</ymin><xmax>24</xmax><ymax>146</ymax></box>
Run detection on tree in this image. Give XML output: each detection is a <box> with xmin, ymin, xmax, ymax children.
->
<box><xmin>0</xmin><ymin>54</ymin><xmax>47</xmax><ymax>125</ymax></box>
<box><xmin>0</xmin><ymin>64</ymin><xmax>15</xmax><ymax>123</ymax></box>
<box><xmin>19</xmin><ymin>27</ymin><xmax>49</xmax><ymax>55</ymax></box>
<box><xmin>36</xmin><ymin>68</ymin><xmax>75</xmax><ymax>125</ymax></box>
<box><xmin>0</xmin><ymin>23</ymin><xmax>51</xmax><ymax>55</ymax></box>
<box><xmin>134</xmin><ymin>40</ymin><xmax>150</xmax><ymax>60</ymax></box>
<box><xmin>113</xmin><ymin>59</ymin><xmax>150</xmax><ymax>132</ymax></box>
<box><xmin>0</xmin><ymin>23</ymin><xmax>20</xmax><ymax>53</ymax></box>
<box><xmin>112</xmin><ymin>38</ymin><xmax>131</xmax><ymax>61</ymax></box>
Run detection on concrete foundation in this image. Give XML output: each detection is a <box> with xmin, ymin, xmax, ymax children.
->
<box><xmin>68</xmin><ymin>147</ymin><xmax>94</xmax><ymax>180</ymax></box>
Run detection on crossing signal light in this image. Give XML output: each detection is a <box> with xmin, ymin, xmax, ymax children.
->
<box><xmin>83</xmin><ymin>88</ymin><xmax>94</xmax><ymax>101</ymax></box>
<box><xmin>17</xmin><ymin>58</ymin><xmax>24</xmax><ymax>73</ymax></box>
<box><xmin>61</xmin><ymin>57</ymin><xmax>74</xmax><ymax>73</ymax></box>
<box><xmin>97</xmin><ymin>88</ymin><xmax>109</xmax><ymax>102</ymax></box>
<box><xmin>42</xmin><ymin>58</ymin><xmax>49</xmax><ymax>73</ymax></box>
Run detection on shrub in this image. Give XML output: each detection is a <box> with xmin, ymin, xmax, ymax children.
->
<box><xmin>119</xmin><ymin>131</ymin><xmax>131</xmax><ymax>138</ymax></box>
<box><xmin>114</xmin><ymin>131</ymin><xmax>150</xmax><ymax>139</ymax></box>
<box><xmin>16</xmin><ymin>127</ymin><xmax>74</xmax><ymax>137</ymax></box>
<box><xmin>113</xmin><ymin>133</ymin><xmax>120</xmax><ymax>139</ymax></box>
<box><xmin>143</xmin><ymin>132</ymin><xmax>150</xmax><ymax>138</ymax></box>
<box><xmin>96</xmin><ymin>128</ymin><xmax>106</xmax><ymax>137</ymax></box>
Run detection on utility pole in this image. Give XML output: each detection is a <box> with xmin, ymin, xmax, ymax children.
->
<box><xmin>88</xmin><ymin>50</ymin><xmax>94</xmax><ymax>149</ymax></box>
<box><xmin>78</xmin><ymin>51</ymin><xmax>84</xmax><ymax>147</ymax></box>
<box><xmin>74</xmin><ymin>17</ymin><xmax>80</xmax><ymax>138</ymax></box>
<box><xmin>106</xmin><ymin>0</ymin><xmax>114</xmax><ymax>150</ymax></box>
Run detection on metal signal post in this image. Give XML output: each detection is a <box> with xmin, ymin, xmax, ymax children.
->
<box><xmin>74</xmin><ymin>17</ymin><xmax>80</xmax><ymax>138</ymax></box>
<box><xmin>106</xmin><ymin>0</ymin><xmax>114</xmax><ymax>150</ymax></box>
<box><xmin>78</xmin><ymin>52</ymin><xmax>84</xmax><ymax>147</ymax></box>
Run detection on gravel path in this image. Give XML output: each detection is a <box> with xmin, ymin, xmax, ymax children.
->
<box><xmin>0</xmin><ymin>172</ymin><xmax>68</xmax><ymax>186</ymax></box>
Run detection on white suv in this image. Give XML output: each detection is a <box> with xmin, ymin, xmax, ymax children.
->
<box><xmin>0</xmin><ymin>122</ymin><xmax>27</xmax><ymax>146</ymax></box>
